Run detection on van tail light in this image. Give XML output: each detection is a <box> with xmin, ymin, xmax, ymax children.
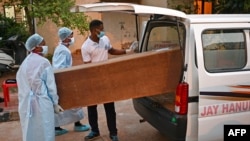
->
<box><xmin>175</xmin><ymin>82</ymin><xmax>189</xmax><ymax>115</ymax></box>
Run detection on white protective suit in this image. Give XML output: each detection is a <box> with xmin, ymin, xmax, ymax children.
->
<box><xmin>52</xmin><ymin>43</ymin><xmax>85</xmax><ymax>126</ymax></box>
<box><xmin>16</xmin><ymin>53</ymin><xmax>59</xmax><ymax>141</ymax></box>
<box><xmin>52</xmin><ymin>43</ymin><xmax>72</xmax><ymax>69</ymax></box>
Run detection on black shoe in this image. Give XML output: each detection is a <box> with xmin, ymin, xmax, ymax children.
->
<box><xmin>0</xmin><ymin>97</ymin><xmax>4</xmax><ymax>103</ymax></box>
<box><xmin>110</xmin><ymin>135</ymin><xmax>119</xmax><ymax>141</ymax></box>
<box><xmin>84</xmin><ymin>131</ymin><xmax>100</xmax><ymax>141</ymax></box>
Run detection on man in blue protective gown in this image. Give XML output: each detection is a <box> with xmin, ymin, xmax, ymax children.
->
<box><xmin>52</xmin><ymin>27</ymin><xmax>90</xmax><ymax>136</ymax></box>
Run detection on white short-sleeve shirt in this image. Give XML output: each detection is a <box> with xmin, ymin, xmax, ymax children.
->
<box><xmin>81</xmin><ymin>35</ymin><xmax>112</xmax><ymax>63</ymax></box>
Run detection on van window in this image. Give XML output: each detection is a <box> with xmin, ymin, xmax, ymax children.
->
<box><xmin>143</xmin><ymin>22</ymin><xmax>185</xmax><ymax>52</ymax></box>
<box><xmin>202</xmin><ymin>29</ymin><xmax>246</xmax><ymax>72</ymax></box>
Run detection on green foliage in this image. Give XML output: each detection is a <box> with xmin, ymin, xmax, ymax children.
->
<box><xmin>169</xmin><ymin>0</ymin><xmax>250</xmax><ymax>14</ymax></box>
<box><xmin>3</xmin><ymin>0</ymin><xmax>89</xmax><ymax>35</ymax></box>
<box><xmin>214</xmin><ymin>0</ymin><xmax>250</xmax><ymax>14</ymax></box>
<box><xmin>0</xmin><ymin>13</ymin><xmax>29</xmax><ymax>42</ymax></box>
<box><xmin>168</xmin><ymin>0</ymin><xmax>197</xmax><ymax>14</ymax></box>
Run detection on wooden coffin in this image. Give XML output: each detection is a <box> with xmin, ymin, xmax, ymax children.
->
<box><xmin>54</xmin><ymin>49</ymin><xmax>183</xmax><ymax>109</ymax></box>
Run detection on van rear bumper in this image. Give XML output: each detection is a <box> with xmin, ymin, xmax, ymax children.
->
<box><xmin>133</xmin><ymin>97</ymin><xmax>187</xmax><ymax>141</ymax></box>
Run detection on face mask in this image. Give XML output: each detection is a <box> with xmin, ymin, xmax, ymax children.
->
<box><xmin>97</xmin><ymin>31</ymin><xmax>105</xmax><ymax>38</ymax></box>
<box><xmin>41</xmin><ymin>45</ymin><xmax>48</xmax><ymax>56</ymax></box>
<box><xmin>69</xmin><ymin>37</ymin><xmax>75</xmax><ymax>46</ymax></box>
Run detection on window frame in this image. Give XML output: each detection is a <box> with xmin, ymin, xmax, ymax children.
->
<box><xmin>201</xmin><ymin>28</ymin><xmax>248</xmax><ymax>73</ymax></box>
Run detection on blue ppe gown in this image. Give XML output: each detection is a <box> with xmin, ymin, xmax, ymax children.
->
<box><xmin>16</xmin><ymin>53</ymin><xmax>59</xmax><ymax>141</ymax></box>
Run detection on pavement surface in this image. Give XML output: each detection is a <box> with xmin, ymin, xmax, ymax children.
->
<box><xmin>0</xmin><ymin>52</ymin><xmax>168</xmax><ymax>141</ymax></box>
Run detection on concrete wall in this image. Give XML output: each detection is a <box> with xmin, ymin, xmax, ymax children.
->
<box><xmin>1</xmin><ymin>0</ymin><xmax>190</xmax><ymax>54</ymax></box>
<box><xmin>37</xmin><ymin>0</ymin><xmax>101</xmax><ymax>54</ymax></box>
<box><xmin>0</xmin><ymin>3</ymin><xmax>4</xmax><ymax>15</ymax></box>
<box><xmin>38</xmin><ymin>0</ymin><xmax>171</xmax><ymax>54</ymax></box>
<box><xmin>141</xmin><ymin>0</ymin><xmax>168</xmax><ymax>7</ymax></box>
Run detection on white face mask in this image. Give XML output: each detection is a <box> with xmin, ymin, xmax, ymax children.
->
<box><xmin>41</xmin><ymin>45</ymin><xmax>48</xmax><ymax>56</ymax></box>
<box><xmin>69</xmin><ymin>37</ymin><xmax>75</xmax><ymax>46</ymax></box>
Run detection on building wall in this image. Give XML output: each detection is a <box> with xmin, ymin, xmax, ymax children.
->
<box><xmin>0</xmin><ymin>3</ymin><xmax>4</xmax><ymax>15</ymax></box>
<box><xmin>38</xmin><ymin>0</ymin><xmax>172</xmax><ymax>54</ymax></box>
<box><xmin>141</xmin><ymin>0</ymin><xmax>168</xmax><ymax>7</ymax></box>
<box><xmin>37</xmin><ymin>0</ymin><xmax>101</xmax><ymax>54</ymax></box>
<box><xmin>38</xmin><ymin>0</ymin><xmax>140</xmax><ymax>53</ymax></box>
<box><xmin>1</xmin><ymin>0</ymin><xmax>189</xmax><ymax>54</ymax></box>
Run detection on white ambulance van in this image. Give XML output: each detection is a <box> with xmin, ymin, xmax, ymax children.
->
<box><xmin>71</xmin><ymin>3</ymin><xmax>250</xmax><ymax>141</ymax></box>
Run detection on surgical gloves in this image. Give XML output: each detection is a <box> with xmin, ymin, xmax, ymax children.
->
<box><xmin>126</xmin><ymin>41</ymin><xmax>138</xmax><ymax>53</ymax></box>
<box><xmin>54</xmin><ymin>104</ymin><xmax>64</xmax><ymax>114</ymax></box>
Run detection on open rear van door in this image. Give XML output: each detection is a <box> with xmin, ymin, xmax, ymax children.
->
<box><xmin>194</xmin><ymin>22</ymin><xmax>250</xmax><ymax>141</ymax></box>
<box><xmin>70</xmin><ymin>2</ymin><xmax>186</xmax><ymax>18</ymax></box>
<box><xmin>70</xmin><ymin>2</ymin><xmax>186</xmax><ymax>42</ymax></box>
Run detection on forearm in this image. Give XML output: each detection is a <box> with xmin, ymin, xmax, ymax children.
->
<box><xmin>108</xmin><ymin>48</ymin><xmax>126</xmax><ymax>55</ymax></box>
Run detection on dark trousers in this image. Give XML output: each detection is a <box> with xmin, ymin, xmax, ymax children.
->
<box><xmin>87</xmin><ymin>102</ymin><xmax>117</xmax><ymax>136</ymax></box>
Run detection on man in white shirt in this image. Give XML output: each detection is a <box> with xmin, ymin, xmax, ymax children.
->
<box><xmin>81</xmin><ymin>19</ymin><xmax>137</xmax><ymax>141</ymax></box>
